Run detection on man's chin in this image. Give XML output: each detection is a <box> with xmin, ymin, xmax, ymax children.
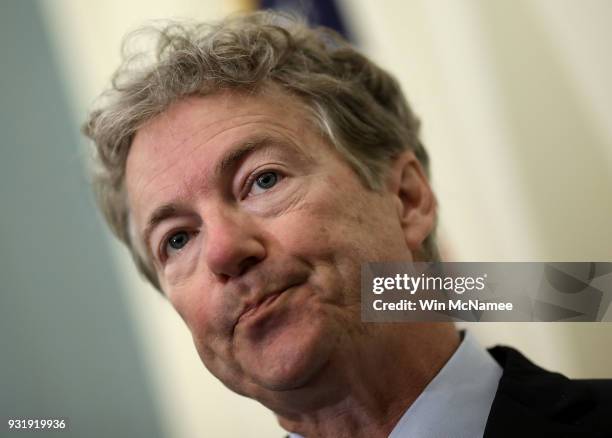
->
<box><xmin>237</xmin><ymin>319</ymin><xmax>337</xmax><ymax>392</ymax></box>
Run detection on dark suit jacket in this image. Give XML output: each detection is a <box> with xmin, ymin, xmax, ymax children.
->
<box><xmin>484</xmin><ymin>346</ymin><xmax>612</xmax><ymax>438</ymax></box>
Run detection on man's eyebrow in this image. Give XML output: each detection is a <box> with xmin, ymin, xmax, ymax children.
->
<box><xmin>214</xmin><ymin>135</ymin><xmax>276</xmax><ymax>177</ymax></box>
<box><xmin>142</xmin><ymin>203</ymin><xmax>185</xmax><ymax>259</ymax></box>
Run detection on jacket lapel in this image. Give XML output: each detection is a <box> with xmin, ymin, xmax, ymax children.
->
<box><xmin>484</xmin><ymin>346</ymin><xmax>608</xmax><ymax>438</ymax></box>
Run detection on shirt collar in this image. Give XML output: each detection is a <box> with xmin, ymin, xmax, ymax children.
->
<box><xmin>388</xmin><ymin>331</ymin><xmax>502</xmax><ymax>438</ymax></box>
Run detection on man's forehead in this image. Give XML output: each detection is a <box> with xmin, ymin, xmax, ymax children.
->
<box><xmin>132</xmin><ymin>93</ymin><xmax>265</xmax><ymax>149</ymax></box>
<box><xmin>129</xmin><ymin>88</ymin><xmax>314</xmax><ymax>167</ymax></box>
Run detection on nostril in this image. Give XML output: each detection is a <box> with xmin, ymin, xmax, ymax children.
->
<box><xmin>214</xmin><ymin>272</ymin><xmax>231</xmax><ymax>284</ymax></box>
<box><xmin>238</xmin><ymin>255</ymin><xmax>262</xmax><ymax>276</ymax></box>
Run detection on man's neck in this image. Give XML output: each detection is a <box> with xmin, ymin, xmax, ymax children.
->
<box><xmin>275</xmin><ymin>323</ymin><xmax>460</xmax><ymax>438</ymax></box>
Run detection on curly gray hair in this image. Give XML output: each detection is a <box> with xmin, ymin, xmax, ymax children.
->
<box><xmin>83</xmin><ymin>10</ymin><xmax>437</xmax><ymax>291</ymax></box>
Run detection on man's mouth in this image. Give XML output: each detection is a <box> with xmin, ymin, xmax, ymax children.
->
<box><xmin>231</xmin><ymin>275</ymin><xmax>307</xmax><ymax>336</ymax></box>
<box><xmin>238</xmin><ymin>292</ymin><xmax>283</xmax><ymax>324</ymax></box>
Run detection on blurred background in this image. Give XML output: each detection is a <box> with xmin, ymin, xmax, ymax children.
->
<box><xmin>1</xmin><ymin>0</ymin><xmax>611</xmax><ymax>437</ymax></box>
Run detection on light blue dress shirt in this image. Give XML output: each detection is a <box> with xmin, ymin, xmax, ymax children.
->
<box><xmin>288</xmin><ymin>332</ymin><xmax>502</xmax><ymax>438</ymax></box>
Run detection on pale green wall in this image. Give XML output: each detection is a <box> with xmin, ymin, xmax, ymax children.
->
<box><xmin>0</xmin><ymin>2</ymin><xmax>164</xmax><ymax>437</ymax></box>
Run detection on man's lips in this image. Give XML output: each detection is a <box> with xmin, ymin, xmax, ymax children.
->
<box><xmin>238</xmin><ymin>292</ymin><xmax>282</xmax><ymax>324</ymax></box>
<box><xmin>232</xmin><ymin>281</ymin><xmax>303</xmax><ymax>336</ymax></box>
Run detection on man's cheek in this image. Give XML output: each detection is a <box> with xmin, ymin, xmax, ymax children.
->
<box><xmin>275</xmin><ymin>205</ymin><xmax>333</xmax><ymax>251</ymax></box>
<box><xmin>170</xmin><ymin>289</ymin><xmax>216</xmax><ymax>337</ymax></box>
<box><xmin>190</xmin><ymin>302</ymin><xmax>231</xmax><ymax>339</ymax></box>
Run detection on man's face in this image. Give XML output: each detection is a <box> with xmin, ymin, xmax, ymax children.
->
<box><xmin>125</xmin><ymin>89</ymin><xmax>420</xmax><ymax>406</ymax></box>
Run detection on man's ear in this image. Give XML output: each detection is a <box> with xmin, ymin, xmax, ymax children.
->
<box><xmin>387</xmin><ymin>150</ymin><xmax>437</xmax><ymax>253</ymax></box>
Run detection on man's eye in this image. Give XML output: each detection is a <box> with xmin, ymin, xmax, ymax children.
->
<box><xmin>250</xmin><ymin>171</ymin><xmax>280</xmax><ymax>195</ymax></box>
<box><xmin>165</xmin><ymin>231</ymin><xmax>190</xmax><ymax>254</ymax></box>
<box><xmin>256</xmin><ymin>172</ymin><xmax>278</xmax><ymax>189</ymax></box>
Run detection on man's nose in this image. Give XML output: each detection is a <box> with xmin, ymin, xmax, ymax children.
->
<box><xmin>204</xmin><ymin>210</ymin><xmax>266</xmax><ymax>279</ymax></box>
